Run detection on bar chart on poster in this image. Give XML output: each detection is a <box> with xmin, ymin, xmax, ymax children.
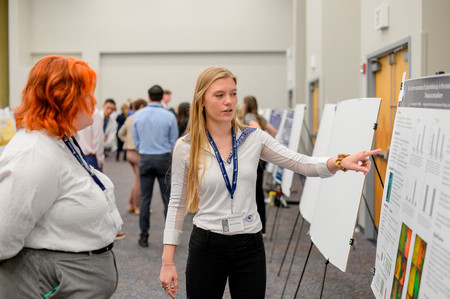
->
<box><xmin>371</xmin><ymin>75</ymin><xmax>450</xmax><ymax>299</ymax></box>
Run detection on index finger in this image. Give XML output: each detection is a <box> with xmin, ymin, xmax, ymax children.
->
<box><xmin>167</xmin><ymin>290</ymin><xmax>175</xmax><ymax>299</ymax></box>
<box><xmin>363</xmin><ymin>149</ymin><xmax>381</xmax><ymax>158</ymax></box>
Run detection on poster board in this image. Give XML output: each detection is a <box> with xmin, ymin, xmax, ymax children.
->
<box><xmin>299</xmin><ymin>104</ymin><xmax>336</xmax><ymax>223</ymax></box>
<box><xmin>309</xmin><ymin>98</ymin><xmax>381</xmax><ymax>272</ymax></box>
<box><xmin>273</xmin><ymin>108</ymin><xmax>297</xmax><ymax>184</ymax></box>
<box><xmin>371</xmin><ymin>75</ymin><xmax>450</xmax><ymax>299</ymax></box>
<box><xmin>267</xmin><ymin>109</ymin><xmax>287</xmax><ymax>174</ymax></box>
<box><xmin>280</xmin><ymin>104</ymin><xmax>306</xmax><ymax>197</ymax></box>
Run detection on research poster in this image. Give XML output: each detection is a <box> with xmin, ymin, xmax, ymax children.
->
<box><xmin>269</xmin><ymin>108</ymin><xmax>284</xmax><ymax>131</ymax></box>
<box><xmin>371</xmin><ymin>75</ymin><xmax>450</xmax><ymax>299</ymax></box>
<box><xmin>281</xmin><ymin>104</ymin><xmax>306</xmax><ymax>197</ymax></box>
<box><xmin>274</xmin><ymin>108</ymin><xmax>295</xmax><ymax>183</ymax></box>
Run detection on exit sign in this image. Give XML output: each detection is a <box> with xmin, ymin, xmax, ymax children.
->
<box><xmin>374</xmin><ymin>5</ymin><xmax>389</xmax><ymax>30</ymax></box>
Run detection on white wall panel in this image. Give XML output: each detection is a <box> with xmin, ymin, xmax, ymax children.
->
<box><xmin>99</xmin><ymin>52</ymin><xmax>288</xmax><ymax>109</ymax></box>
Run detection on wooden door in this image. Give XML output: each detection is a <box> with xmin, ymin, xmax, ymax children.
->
<box><xmin>374</xmin><ymin>47</ymin><xmax>409</xmax><ymax>226</ymax></box>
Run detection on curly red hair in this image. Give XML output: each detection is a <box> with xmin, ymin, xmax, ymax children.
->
<box><xmin>15</xmin><ymin>55</ymin><xmax>97</xmax><ymax>139</ymax></box>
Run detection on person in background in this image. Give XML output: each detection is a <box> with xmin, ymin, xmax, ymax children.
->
<box><xmin>116</xmin><ymin>103</ymin><xmax>129</xmax><ymax>162</ymax></box>
<box><xmin>176</xmin><ymin>102</ymin><xmax>190</xmax><ymax>137</ymax></box>
<box><xmin>235</xmin><ymin>102</ymin><xmax>244</xmax><ymax>123</ymax></box>
<box><xmin>77</xmin><ymin>108</ymin><xmax>104</xmax><ymax>171</ymax></box>
<box><xmin>0</xmin><ymin>55</ymin><xmax>122</xmax><ymax>298</ymax></box>
<box><xmin>162</xmin><ymin>89</ymin><xmax>176</xmax><ymax>116</ymax></box>
<box><xmin>118</xmin><ymin>99</ymin><xmax>148</xmax><ymax>215</ymax></box>
<box><xmin>102</xmin><ymin>98</ymin><xmax>118</xmax><ymax>155</ymax></box>
<box><xmin>242</xmin><ymin>95</ymin><xmax>277</xmax><ymax>235</ymax></box>
<box><xmin>159</xmin><ymin>66</ymin><xmax>380</xmax><ymax>298</ymax></box>
<box><xmin>132</xmin><ymin>85</ymin><xmax>178</xmax><ymax>248</ymax></box>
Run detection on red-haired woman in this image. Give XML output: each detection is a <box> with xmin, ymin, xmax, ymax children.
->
<box><xmin>0</xmin><ymin>56</ymin><xmax>122</xmax><ymax>298</ymax></box>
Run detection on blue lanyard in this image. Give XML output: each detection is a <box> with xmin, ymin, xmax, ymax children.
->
<box><xmin>63</xmin><ymin>137</ymin><xmax>106</xmax><ymax>191</ymax></box>
<box><xmin>207</xmin><ymin>127</ymin><xmax>238</xmax><ymax>199</ymax></box>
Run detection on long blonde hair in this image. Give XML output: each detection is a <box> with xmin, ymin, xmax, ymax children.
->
<box><xmin>185</xmin><ymin>66</ymin><xmax>244</xmax><ymax>213</ymax></box>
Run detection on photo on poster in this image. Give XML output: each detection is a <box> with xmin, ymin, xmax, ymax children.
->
<box><xmin>386</xmin><ymin>172</ymin><xmax>394</xmax><ymax>203</ymax></box>
<box><xmin>406</xmin><ymin>234</ymin><xmax>427</xmax><ymax>299</ymax></box>
<box><xmin>391</xmin><ymin>223</ymin><xmax>412</xmax><ymax>299</ymax></box>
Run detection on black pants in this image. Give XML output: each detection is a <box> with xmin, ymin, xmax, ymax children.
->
<box><xmin>186</xmin><ymin>226</ymin><xmax>266</xmax><ymax>299</ymax></box>
<box><xmin>256</xmin><ymin>160</ymin><xmax>266</xmax><ymax>233</ymax></box>
<box><xmin>139</xmin><ymin>153</ymin><xmax>171</xmax><ymax>240</ymax></box>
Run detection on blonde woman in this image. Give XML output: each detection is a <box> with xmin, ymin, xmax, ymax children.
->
<box><xmin>159</xmin><ymin>66</ymin><xmax>379</xmax><ymax>298</ymax></box>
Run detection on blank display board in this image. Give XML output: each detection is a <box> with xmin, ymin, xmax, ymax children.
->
<box><xmin>280</xmin><ymin>104</ymin><xmax>306</xmax><ymax>197</ymax></box>
<box><xmin>310</xmin><ymin>98</ymin><xmax>381</xmax><ymax>272</ymax></box>
<box><xmin>299</xmin><ymin>104</ymin><xmax>336</xmax><ymax>223</ymax></box>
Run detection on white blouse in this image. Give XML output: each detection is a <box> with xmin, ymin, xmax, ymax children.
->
<box><xmin>163</xmin><ymin>127</ymin><xmax>333</xmax><ymax>245</ymax></box>
<box><xmin>0</xmin><ymin>130</ymin><xmax>122</xmax><ymax>259</ymax></box>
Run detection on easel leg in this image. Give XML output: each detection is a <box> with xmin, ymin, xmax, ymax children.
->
<box><xmin>277</xmin><ymin>210</ymin><xmax>301</xmax><ymax>276</ymax></box>
<box><xmin>269</xmin><ymin>197</ymin><xmax>283</xmax><ymax>263</ymax></box>
<box><xmin>362</xmin><ymin>194</ymin><xmax>378</xmax><ymax>235</ymax></box>
<box><xmin>294</xmin><ymin>241</ymin><xmax>314</xmax><ymax>299</ymax></box>
<box><xmin>319</xmin><ymin>259</ymin><xmax>330</xmax><ymax>299</ymax></box>
<box><xmin>281</xmin><ymin>216</ymin><xmax>305</xmax><ymax>298</ymax></box>
<box><xmin>269</xmin><ymin>198</ymin><xmax>282</xmax><ymax>242</ymax></box>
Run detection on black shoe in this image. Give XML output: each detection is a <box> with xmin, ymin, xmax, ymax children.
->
<box><xmin>138</xmin><ymin>237</ymin><xmax>148</xmax><ymax>248</ymax></box>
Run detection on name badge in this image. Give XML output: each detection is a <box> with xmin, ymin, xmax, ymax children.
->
<box><xmin>221</xmin><ymin>214</ymin><xmax>244</xmax><ymax>233</ymax></box>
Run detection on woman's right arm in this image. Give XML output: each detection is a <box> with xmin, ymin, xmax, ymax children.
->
<box><xmin>160</xmin><ymin>244</ymin><xmax>178</xmax><ymax>298</ymax></box>
<box><xmin>159</xmin><ymin>139</ymin><xmax>189</xmax><ymax>297</ymax></box>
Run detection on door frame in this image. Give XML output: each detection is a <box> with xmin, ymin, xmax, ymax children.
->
<box><xmin>367</xmin><ymin>37</ymin><xmax>411</xmax><ymax>97</ymax></box>
<box><xmin>362</xmin><ymin>37</ymin><xmax>411</xmax><ymax>239</ymax></box>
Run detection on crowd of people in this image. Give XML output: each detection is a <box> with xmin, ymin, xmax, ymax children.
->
<box><xmin>0</xmin><ymin>56</ymin><xmax>380</xmax><ymax>298</ymax></box>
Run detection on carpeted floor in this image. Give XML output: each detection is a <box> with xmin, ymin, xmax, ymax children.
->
<box><xmin>103</xmin><ymin>157</ymin><xmax>376</xmax><ymax>299</ymax></box>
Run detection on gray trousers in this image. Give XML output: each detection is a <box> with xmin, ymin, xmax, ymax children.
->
<box><xmin>0</xmin><ymin>248</ymin><xmax>118</xmax><ymax>298</ymax></box>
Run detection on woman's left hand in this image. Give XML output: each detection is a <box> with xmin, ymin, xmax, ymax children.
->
<box><xmin>333</xmin><ymin>149</ymin><xmax>381</xmax><ymax>175</ymax></box>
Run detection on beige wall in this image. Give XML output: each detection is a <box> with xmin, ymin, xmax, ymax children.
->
<box><xmin>305</xmin><ymin>0</ymin><xmax>361</xmax><ymax>106</ymax></box>
<box><xmin>360</xmin><ymin>0</ymin><xmax>423</xmax><ymax>85</ymax></box>
<box><xmin>322</xmin><ymin>0</ymin><xmax>360</xmax><ymax>103</ymax></box>
<box><xmin>422</xmin><ymin>0</ymin><xmax>450</xmax><ymax>75</ymax></box>
<box><xmin>9</xmin><ymin>0</ymin><xmax>293</xmax><ymax>110</ymax></box>
<box><xmin>293</xmin><ymin>0</ymin><xmax>306</xmax><ymax>104</ymax></box>
<box><xmin>0</xmin><ymin>0</ymin><xmax>8</xmax><ymax>108</ymax></box>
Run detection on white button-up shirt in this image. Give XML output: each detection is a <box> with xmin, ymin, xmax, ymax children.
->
<box><xmin>163</xmin><ymin>127</ymin><xmax>333</xmax><ymax>245</ymax></box>
<box><xmin>0</xmin><ymin>130</ymin><xmax>122</xmax><ymax>259</ymax></box>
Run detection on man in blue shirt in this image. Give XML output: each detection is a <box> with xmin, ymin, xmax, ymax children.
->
<box><xmin>132</xmin><ymin>85</ymin><xmax>178</xmax><ymax>247</ymax></box>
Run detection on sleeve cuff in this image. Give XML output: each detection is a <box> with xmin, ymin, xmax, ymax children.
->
<box><xmin>315</xmin><ymin>157</ymin><xmax>334</xmax><ymax>178</ymax></box>
<box><xmin>163</xmin><ymin>229</ymin><xmax>183</xmax><ymax>245</ymax></box>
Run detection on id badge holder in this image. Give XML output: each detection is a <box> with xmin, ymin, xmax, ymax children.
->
<box><xmin>222</xmin><ymin>214</ymin><xmax>244</xmax><ymax>233</ymax></box>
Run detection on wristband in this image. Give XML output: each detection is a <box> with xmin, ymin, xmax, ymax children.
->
<box><xmin>335</xmin><ymin>154</ymin><xmax>350</xmax><ymax>172</ymax></box>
